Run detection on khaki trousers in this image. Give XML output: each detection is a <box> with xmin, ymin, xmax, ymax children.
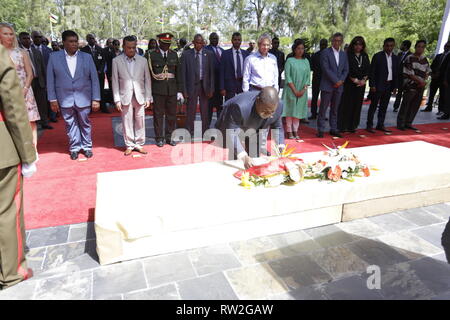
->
<box><xmin>0</xmin><ymin>164</ymin><xmax>29</xmax><ymax>289</ymax></box>
<box><xmin>121</xmin><ymin>95</ymin><xmax>146</xmax><ymax>149</ymax></box>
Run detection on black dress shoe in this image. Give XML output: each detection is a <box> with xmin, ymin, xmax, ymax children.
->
<box><xmin>366</xmin><ymin>127</ymin><xmax>375</xmax><ymax>133</ymax></box>
<box><xmin>70</xmin><ymin>152</ymin><xmax>78</xmax><ymax>160</ymax></box>
<box><xmin>405</xmin><ymin>125</ymin><xmax>419</xmax><ymax>131</ymax></box>
<box><xmin>393</xmin><ymin>108</ymin><xmax>398</xmax><ymax>112</ymax></box>
<box><xmin>84</xmin><ymin>150</ymin><xmax>93</xmax><ymax>158</ymax></box>
<box><xmin>349</xmin><ymin>129</ymin><xmax>357</xmax><ymax>133</ymax></box>
<box><xmin>437</xmin><ymin>111</ymin><xmax>444</xmax><ymax>116</ymax></box>
<box><xmin>420</xmin><ymin>108</ymin><xmax>432</xmax><ymax>112</ymax></box>
<box><xmin>166</xmin><ymin>140</ymin><xmax>177</xmax><ymax>146</ymax></box>
<box><xmin>308</xmin><ymin>115</ymin><xmax>317</xmax><ymax>120</ymax></box>
<box><xmin>396</xmin><ymin>126</ymin><xmax>406</xmax><ymax>131</ymax></box>
<box><xmin>101</xmin><ymin>109</ymin><xmax>111</xmax><ymax>114</ymax></box>
<box><xmin>376</xmin><ymin>126</ymin><xmax>392</xmax><ymax>133</ymax></box>
<box><xmin>49</xmin><ymin>118</ymin><xmax>58</xmax><ymax>123</ymax></box>
<box><xmin>438</xmin><ymin>114</ymin><xmax>450</xmax><ymax>120</ymax></box>
<box><xmin>42</xmin><ymin>124</ymin><xmax>54</xmax><ymax>129</ymax></box>
<box><xmin>316</xmin><ymin>131</ymin><xmax>324</xmax><ymax>138</ymax></box>
<box><xmin>330</xmin><ymin>131</ymin><xmax>342</xmax><ymax>138</ymax></box>
<box><xmin>156</xmin><ymin>140</ymin><xmax>165</xmax><ymax>147</ymax></box>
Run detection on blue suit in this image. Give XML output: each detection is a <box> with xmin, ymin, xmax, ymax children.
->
<box><xmin>47</xmin><ymin>50</ymin><xmax>100</xmax><ymax>153</ymax></box>
<box><xmin>219</xmin><ymin>48</ymin><xmax>249</xmax><ymax>101</ymax></box>
<box><xmin>318</xmin><ymin>47</ymin><xmax>349</xmax><ymax>133</ymax></box>
<box><xmin>215</xmin><ymin>91</ymin><xmax>284</xmax><ymax>159</ymax></box>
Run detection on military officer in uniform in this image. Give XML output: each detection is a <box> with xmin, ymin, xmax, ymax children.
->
<box><xmin>0</xmin><ymin>44</ymin><xmax>37</xmax><ymax>289</ymax></box>
<box><xmin>148</xmin><ymin>33</ymin><xmax>184</xmax><ymax>147</ymax></box>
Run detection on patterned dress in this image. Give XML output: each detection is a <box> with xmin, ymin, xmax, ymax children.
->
<box><xmin>9</xmin><ymin>48</ymin><xmax>40</xmax><ymax>122</ymax></box>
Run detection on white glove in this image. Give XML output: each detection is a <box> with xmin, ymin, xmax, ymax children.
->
<box><xmin>22</xmin><ymin>161</ymin><xmax>37</xmax><ymax>178</ymax></box>
<box><xmin>149</xmin><ymin>96</ymin><xmax>154</xmax><ymax>104</ymax></box>
<box><xmin>177</xmin><ymin>92</ymin><xmax>184</xmax><ymax>104</ymax></box>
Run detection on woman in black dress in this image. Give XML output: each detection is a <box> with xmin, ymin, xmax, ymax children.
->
<box><xmin>337</xmin><ymin>36</ymin><xmax>370</xmax><ymax>133</ymax></box>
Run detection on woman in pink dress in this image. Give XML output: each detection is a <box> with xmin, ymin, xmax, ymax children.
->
<box><xmin>0</xmin><ymin>23</ymin><xmax>40</xmax><ymax>147</ymax></box>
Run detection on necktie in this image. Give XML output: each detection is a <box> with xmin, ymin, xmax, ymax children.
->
<box><xmin>236</xmin><ymin>50</ymin><xmax>242</xmax><ymax>79</ymax></box>
<box><xmin>27</xmin><ymin>49</ymin><xmax>37</xmax><ymax>77</ymax></box>
<box><xmin>163</xmin><ymin>52</ymin><xmax>167</xmax><ymax>62</ymax></box>
<box><xmin>195</xmin><ymin>51</ymin><xmax>200</xmax><ymax>82</ymax></box>
<box><xmin>215</xmin><ymin>47</ymin><xmax>221</xmax><ymax>61</ymax></box>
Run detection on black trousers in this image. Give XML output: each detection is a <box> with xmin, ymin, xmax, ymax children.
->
<box><xmin>310</xmin><ymin>76</ymin><xmax>321</xmax><ymax>117</ymax></box>
<box><xmin>392</xmin><ymin>85</ymin><xmax>404</xmax><ymax>110</ymax></box>
<box><xmin>397</xmin><ymin>88</ymin><xmax>424</xmax><ymax>127</ymax></box>
<box><xmin>439</xmin><ymin>83</ymin><xmax>447</xmax><ymax>113</ymax></box>
<box><xmin>208</xmin><ymin>90</ymin><xmax>224</xmax><ymax>124</ymax></box>
<box><xmin>366</xmin><ymin>89</ymin><xmax>392</xmax><ymax>129</ymax></box>
<box><xmin>153</xmin><ymin>94</ymin><xmax>177</xmax><ymax>142</ymax></box>
<box><xmin>31</xmin><ymin>79</ymin><xmax>48</xmax><ymax>125</ymax></box>
<box><xmin>186</xmin><ymin>82</ymin><xmax>210</xmax><ymax>136</ymax></box>
<box><xmin>426</xmin><ymin>78</ymin><xmax>440</xmax><ymax>110</ymax></box>
<box><xmin>98</xmin><ymin>72</ymin><xmax>108</xmax><ymax>112</ymax></box>
<box><xmin>442</xmin><ymin>217</ymin><xmax>450</xmax><ymax>264</ymax></box>
<box><xmin>337</xmin><ymin>83</ymin><xmax>365</xmax><ymax>131</ymax></box>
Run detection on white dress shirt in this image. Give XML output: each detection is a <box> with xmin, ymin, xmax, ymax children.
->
<box><xmin>65</xmin><ymin>49</ymin><xmax>78</xmax><ymax>78</ymax></box>
<box><xmin>332</xmin><ymin>47</ymin><xmax>340</xmax><ymax>67</ymax></box>
<box><xmin>125</xmin><ymin>55</ymin><xmax>136</xmax><ymax>76</ymax></box>
<box><xmin>233</xmin><ymin>48</ymin><xmax>244</xmax><ymax>78</ymax></box>
<box><xmin>385</xmin><ymin>52</ymin><xmax>393</xmax><ymax>81</ymax></box>
<box><xmin>242</xmin><ymin>51</ymin><xmax>279</xmax><ymax>91</ymax></box>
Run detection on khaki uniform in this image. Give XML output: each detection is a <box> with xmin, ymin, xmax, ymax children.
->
<box><xmin>148</xmin><ymin>49</ymin><xmax>183</xmax><ymax>142</ymax></box>
<box><xmin>0</xmin><ymin>44</ymin><xmax>37</xmax><ymax>289</ymax></box>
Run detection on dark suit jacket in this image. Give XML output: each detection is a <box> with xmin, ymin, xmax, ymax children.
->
<box><xmin>397</xmin><ymin>50</ymin><xmax>412</xmax><ymax>87</ymax></box>
<box><xmin>204</xmin><ymin>45</ymin><xmax>224</xmax><ymax>90</ymax></box>
<box><xmin>32</xmin><ymin>44</ymin><xmax>52</xmax><ymax>68</ymax></box>
<box><xmin>320</xmin><ymin>47</ymin><xmax>349</xmax><ymax>92</ymax></box>
<box><xmin>180</xmin><ymin>48</ymin><xmax>215</xmax><ymax>97</ymax></box>
<box><xmin>368</xmin><ymin>51</ymin><xmax>399</xmax><ymax>92</ymax></box>
<box><xmin>219</xmin><ymin>48</ymin><xmax>249</xmax><ymax>94</ymax></box>
<box><xmin>81</xmin><ymin>45</ymin><xmax>105</xmax><ymax>73</ymax></box>
<box><xmin>103</xmin><ymin>47</ymin><xmax>115</xmax><ymax>78</ymax></box>
<box><xmin>26</xmin><ymin>47</ymin><xmax>46</xmax><ymax>88</ymax></box>
<box><xmin>215</xmin><ymin>91</ymin><xmax>285</xmax><ymax>157</ymax></box>
<box><xmin>430</xmin><ymin>53</ymin><xmax>444</xmax><ymax>75</ymax></box>
<box><xmin>311</xmin><ymin>49</ymin><xmax>325</xmax><ymax>83</ymax></box>
<box><xmin>439</xmin><ymin>52</ymin><xmax>450</xmax><ymax>82</ymax></box>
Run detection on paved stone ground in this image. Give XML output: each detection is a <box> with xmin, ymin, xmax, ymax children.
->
<box><xmin>1</xmin><ymin>203</ymin><xmax>449</xmax><ymax>300</ymax></box>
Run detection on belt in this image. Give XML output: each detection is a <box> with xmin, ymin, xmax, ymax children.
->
<box><xmin>250</xmin><ymin>84</ymin><xmax>263</xmax><ymax>90</ymax></box>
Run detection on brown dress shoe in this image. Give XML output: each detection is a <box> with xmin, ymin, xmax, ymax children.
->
<box><xmin>135</xmin><ymin>147</ymin><xmax>148</xmax><ymax>154</ymax></box>
<box><xmin>124</xmin><ymin>148</ymin><xmax>133</xmax><ymax>156</ymax></box>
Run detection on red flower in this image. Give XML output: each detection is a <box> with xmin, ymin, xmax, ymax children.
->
<box><xmin>327</xmin><ymin>165</ymin><xmax>342</xmax><ymax>182</ymax></box>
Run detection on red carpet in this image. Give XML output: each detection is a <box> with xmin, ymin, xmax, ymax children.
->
<box><xmin>25</xmin><ymin>109</ymin><xmax>450</xmax><ymax>229</ymax></box>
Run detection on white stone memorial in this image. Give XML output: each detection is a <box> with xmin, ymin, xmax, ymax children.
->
<box><xmin>95</xmin><ymin>141</ymin><xmax>450</xmax><ymax>265</ymax></box>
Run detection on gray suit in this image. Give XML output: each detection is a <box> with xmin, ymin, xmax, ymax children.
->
<box><xmin>180</xmin><ymin>48</ymin><xmax>215</xmax><ymax>135</ymax></box>
<box><xmin>318</xmin><ymin>47</ymin><xmax>349</xmax><ymax>133</ymax></box>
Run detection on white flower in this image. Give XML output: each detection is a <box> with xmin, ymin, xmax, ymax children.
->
<box><xmin>342</xmin><ymin>171</ymin><xmax>348</xmax><ymax>179</ymax></box>
<box><xmin>266</xmin><ymin>174</ymin><xmax>285</xmax><ymax>187</ymax></box>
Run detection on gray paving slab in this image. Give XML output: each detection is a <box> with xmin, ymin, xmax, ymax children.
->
<box><xmin>284</xmin><ymin>284</ymin><xmax>329</xmax><ymax>300</ymax></box>
<box><xmin>367</xmin><ymin>212</ymin><xmax>416</xmax><ymax>232</ymax></box>
<box><xmin>268</xmin><ymin>254</ymin><xmax>332</xmax><ymax>290</ymax></box>
<box><xmin>143</xmin><ymin>252</ymin><xmax>197</xmax><ymax>287</ymax></box>
<box><xmin>92</xmin><ymin>260</ymin><xmax>147</xmax><ymax>299</ymax></box>
<box><xmin>346</xmin><ymin>238</ymin><xmax>410</xmax><ymax>267</ymax></box>
<box><xmin>323</xmin><ymin>275</ymin><xmax>384</xmax><ymax>300</ymax></box>
<box><xmin>423</xmin><ymin>203</ymin><xmax>450</xmax><ymax>220</ymax></box>
<box><xmin>33</xmin><ymin>271</ymin><xmax>92</xmax><ymax>300</ymax></box>
<box><xmin>337</xmin><ymin>218</ymin><xmax>387</xmax><ymax>239</ymax></box>
<box><xmin>410</xmin><ymin>223</ymin><xmax>446</xmax><ymax>249</ymax></box>
<box><xmin>396</xmin><ymin>207</ymin><xmax>444</xmax><ymax>227</ymax></box>
<box><xmin>27</xmin><ymin>225</ymin><xmax>70</xmax><ymax>248</ymax></box>
<box><xmin>408</xmin><ymin>257</ymin><xmax>450</xmax><ymax>296</ymax></box>
<box><xmin>0</xmin><ymin>279</ymin><xmax>38</xmax><ymax>300</ymax></box>
<box><xmin>42</xmin><ymin>240</ymin><xmax>95</xmax><ymax>271</ymax></box>
<box><xmin>26</xmin><ymin>247</ymin><xmax>47</xmax><ymax>276</ymax></box>
<box><xmin>269</xmin><ymin>230</ymin><xmax>322</xmax><ymax>257</ymax></box>
<box><xmin>177</xmin><ymin>272</ymin><xmax>238</xmax><ymax>300</ymax></box>
<box><xmin>304</xmin><ymin>224</ymin><xmax>357</xmax><ymax>249</ymax></box>
<box><xmin>68</xmin><ymin>223</ymin><xmax>96</xmax><ymax>242</ymax></box>
<box><xmin>124</xmin><ymin>283</ymin><xmax>179</xmax><ymax>300</ymax></box>
<box><xmin>188</xmin><ymin>245</ymin><xmax>241</xmax><ymax>276</ymax></box>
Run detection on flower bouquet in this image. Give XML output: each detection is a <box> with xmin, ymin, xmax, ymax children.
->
<box><xmin>303</xmin><ymin>141</ymin><xmax>372</xmax><ymax>182</ymax></box>
<box><xmin>234</xmin><ymin>145</ymin><xmax>307</xmax><ymax>188</ymax></box>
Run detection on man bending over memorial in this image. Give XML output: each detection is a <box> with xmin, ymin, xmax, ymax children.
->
<box><xmin>215</xmin><ymin>86</ymin><xmax>285</xmax><ymax>169</ymax></box>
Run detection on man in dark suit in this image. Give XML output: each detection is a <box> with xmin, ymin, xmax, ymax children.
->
<box><xmin>81</xmin><ymin>33</ymin><xmax>109</xmax><ymax>113</ymax></box>
<box><xmin>423</xmin><ymin>42</ymin><xmax>450</xmax><ymax>112</ymax></box>
<box><xmin>204</xmin><ymin>32</ymin><xmax>225</xmax><ymax>123</ymax></box>
<box><xmin>103</xmin><ymin>38</ymin><xmax>116</xmax><ymax>105</ymax></box>
<box><xmin>317</xmin><ymin>33</ymin><xmax>349</xmax><ymax>138</ymax></box>
<box><xmin>31</xmin><ymin>31</ymin><xmax>52</xmax><ymax>68</ymax></box>
<box><xmin>19</xmin><ymin>32</ymin><xmax>53</xmax><ymax>130</ymax></box>
<box><xmin>219</xmin><ymin>32</ymin><xmax>249</xmax><ymax>102</ymax></box>
<box><xmin>366</xmin><ymin>38</ymin><xmax>399</xmax><ymax>133</ymax></box>
<box><xmin>215</xmin><ymin>87</ymin><xmax>285</xmax><ymax>169</ymax></box>
<box><xmin>269</xmin><ymin>36</ymin><xmax>285</xmax><ymax>89</ymax></box>
<box><xmin>392</xmin><ymin>40</ymin><xmax>412</xmax><ymax>112</ymax></box>
<box><xmin>437</xmin><ymin>43</ymin><xmax>450</xmax><ymax>118</ymax></box>
<box><xmin>309</xmin><ymin>38</ymin><xmax>328</xmax><ymax>120</ymax></box>
<box><xmin>180</xmin><ymin>34</ymin><xmax>215</xmax><ymax>137</ymax></box>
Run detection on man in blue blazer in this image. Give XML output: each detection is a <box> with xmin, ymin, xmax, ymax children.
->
<box><xmin>219</xmin><ymin>32</ymin><xmax>250</xmax><ymax>102</ymax></box>
<box><xmin>317</xmin><ymin>33</ymin><xmax>349</xmax><ymax>138</ymax></box>
<box><xmin>205</xmin><ymin>32</ymin><xmax>225</xmax><ymax>121</ymax></box>
<box><xmin>47</xmin><ymin>30</ymin><xmax>100</xmax><ymax>160</ymax></box>
<box><xmin>215</xmin><ymin>87</ymin><xmax>285</xmax><ymax>169</ymax></box>
<box><xmin>366</xmin><ymin>38</ymin><xmax>399</xmax><ymax>133</ymax></box>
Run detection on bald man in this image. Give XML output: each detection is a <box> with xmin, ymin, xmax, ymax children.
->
<box><xmin>215</xmin><ymin>87</ymin><xmax>285</xmax><ymax>169</ymax></box>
